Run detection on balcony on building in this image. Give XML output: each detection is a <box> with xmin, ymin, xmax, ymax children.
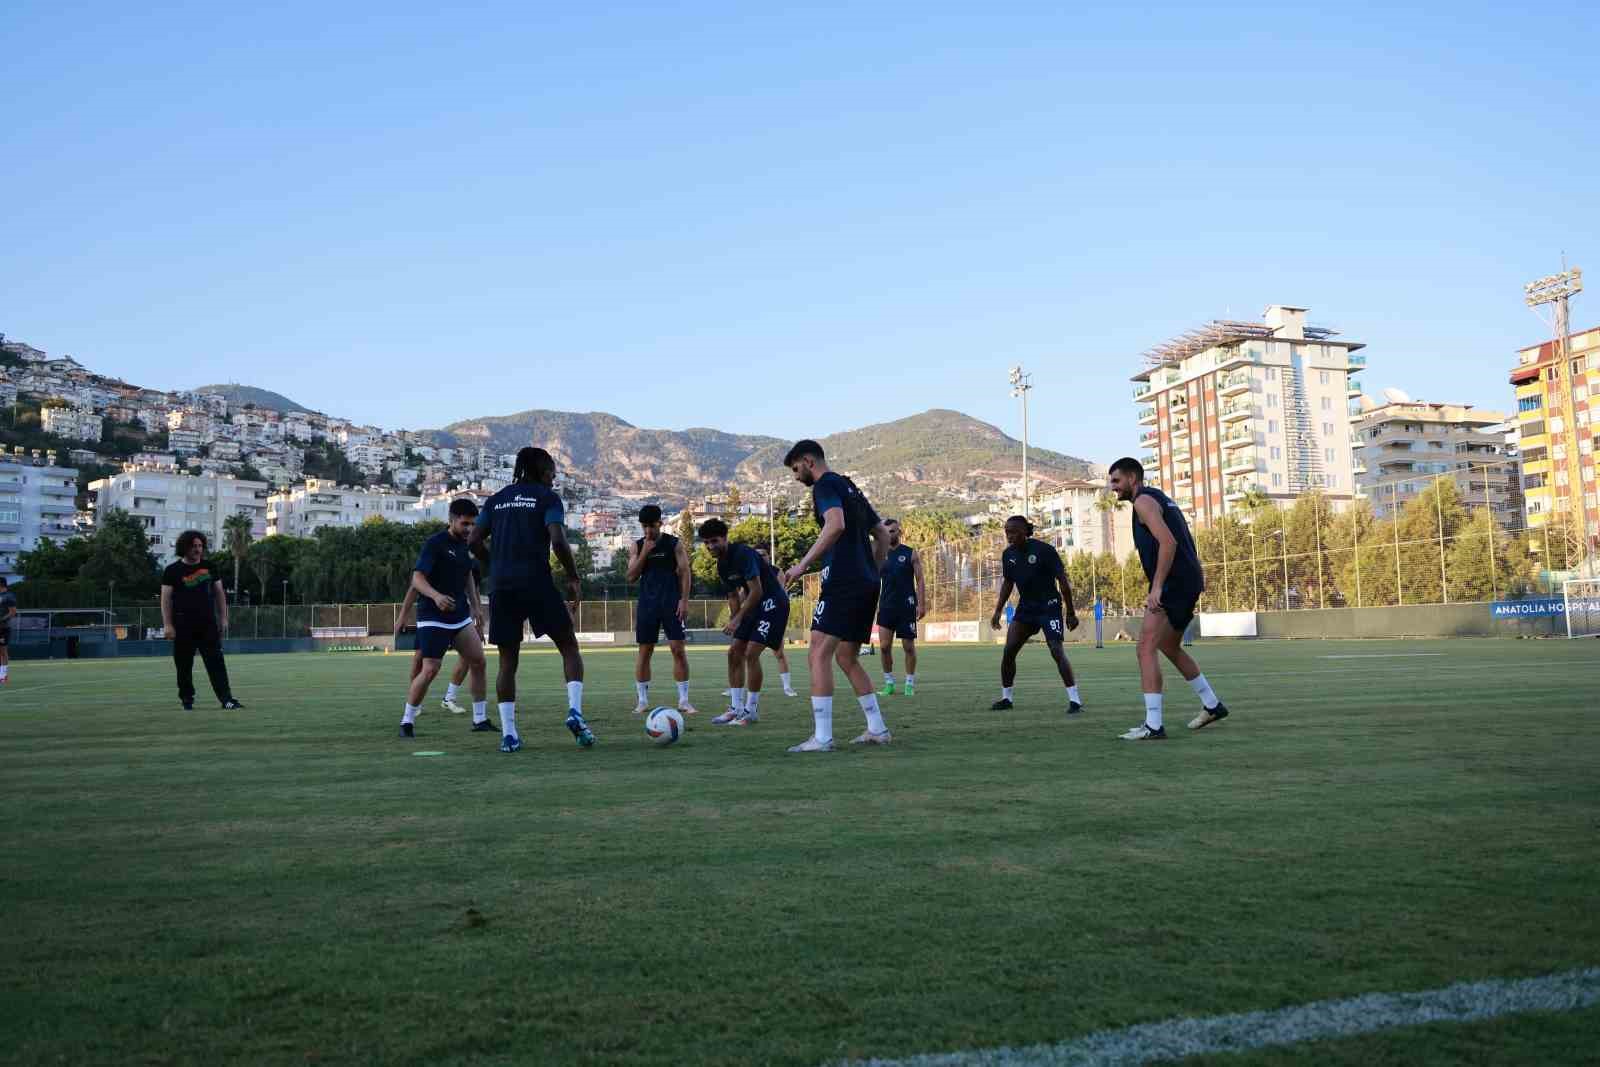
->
<box><xmin>1133</xmin><ymin>381</ymin><xmax>1153</xmax><ymax>400</ymax></box>
<box><xmin>1223</xmin><ymin>452</ymin><xmax>1257</xmax><ymax>476</ymax></box>
<box><xmin>1137</xmin><ymin>405</ymin><xmax>1157</xmax><ymax>425</ymax></box>
<box><xmin>39</xmin><ymin>482</ymin><xmax>76</xmax><ymax>497</ymax></box>
<box><xmin>1169</xmin><ymin>395</ymin><xmax>1190</xmax><ymax>412</ymax></box>
<box><xmin>1221</xmin><ymin>427</ymin><xmax>1253</xmax><ymax>449</ymax></box>
<box><xmin>1217</xmin><ymin>371</ymin><xmax>1251</xmax><ymax>398</ymax></box>
<box><xmin>1140</xmin><ymin>453</ymin><xmax>1158</xmax><ymax>468</ymax></box>
<box><xmin>1348</xmin><ymin>378</ymin><xmax>1364</xmax><ymax>397</ymax></box>
<box><xmin>1139</xmin><ymin>429</ymin><xmax>1159</xmax><ymax>448</ymax></box>
<box><xmin>1218</xmin><ymin>399</ymin><xmax>1251</xmax><ymax>423</ymax></box>
<box><xmin>1224</xmin><ymin>478</ymin><xmax>1261</xmax><ymax>501</ymax></box>
<box><xmin>1347</xmin><ymin>353</ymin><xmax>1367</xmax><ymax>369</ymax></box>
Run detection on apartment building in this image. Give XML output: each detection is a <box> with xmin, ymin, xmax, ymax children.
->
<box><xmin>1029</xmin><ymin>480</ymin><xmax>1136</xmax><ymax>559</ymax></box>
<box><xmin>40</xmin><ymin>406</ymin><xmax>104</xmax><ymax>443</ymax></box>
<box><xmin>1132</xmin><ymin>305</ymin><xmax>1365</xmax><ymax>525</ymax></box>
<box><xmin>1510</xmin><ymin>324</ymin><xmax>1598</xmax><ymax>537</ymax></box>
<box><xmin>266</xmin><ymin>479</ymin><xmax>422</xmax><ymax>537</ymax></box>
<box><xmin>0</xmin><ymin>448</ymin><xmax>79</xmax><ymax>582</ymax></box>
<box><xmin>89</xmin><ymin>470</ymin><xmax>271</xmax><ymax>557</ymax></box>
<box><xmin>1352</xmin><ymin>398</ymin><xmax>1519</xmax><ymax>524</ymax></box>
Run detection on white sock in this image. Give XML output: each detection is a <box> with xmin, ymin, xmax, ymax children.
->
<box><xmin>1188</xmin><ymin>673</ymin><xmax>1219</xmax><ymax>710</ymax></box>
<box><xmin>1144</xmin><ymin>693</ymin><xmax>1163</xmax><ymax>730</ymax></box>
<box><xmin>676</xmin><ymin>681</ymin><xmax>690</xmax><ymax>704</ymax></box>
<box><xmin>444</xmin><ymin>682</ymin><xmax>460</xmax><ymax>702</ymax></box>
<box><xmin>567</xmin><ymin>681</ymin><xmax>583</xmax><ymax>713</ymax></box>
<box><xmin>811</xmin><ymin>696</ymin><xmax>834</xmax><ymax>744</ymax></box>
<box><xmin>884</xmin><ymin>672</ymin><xmax>895</xmax><ymax>685</ymax></box>
<box><xmin>731</xmin><ymin>686</ymin><xmax>747</xmax><ymax>712</ymax></box>
<box><xmin>780</xmin><ymin>672</ymin><xmax>793</xmax><ymax>690</ymax></box>
<box><xmin>636</xmin><ymin>681</ymin><xmax>649</xmax><ymax>703</ymax></box>
<box><xmin>1002</xmin><ymin>686</ymin><xmax>1014</xmax><ymax>701</ymax></box>
<box><xmin>906</xmin><ymin>673</ymin><xmax>915</xmax><ymax>686</ymax></box>
<box><xmin>472</xmin><ymin>700</ymin><xmax>487</xmax><ymax>724</ymax></box>
<box><xmin>860</xmin><ymin>692</ymin><xmax>887</xmax><ymax>735</ymax></box>
<box><xmin>500</xmin><ymin>701</ymin><xmax>518</xmax><ymax>739</ymax></box>
<box><xmin>1067</xmin><ymin>685</ymin><xmax>1082</xmax><ymax>704</ymax></box>
<box><xmin>746</xmin><ymin>691</ymin><xmax>761</xmax><ymax>715</ymax></box>
<box><xmin>402</xmin><ymin>703</ymin><xmax>419</xmax><ymax>725</ymax></box>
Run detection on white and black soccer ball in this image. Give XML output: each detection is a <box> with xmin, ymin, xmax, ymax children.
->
<box><xmin>644</xmin><ymin>706</ymin><xmax>684</xmax><ymax>746</ymax></box>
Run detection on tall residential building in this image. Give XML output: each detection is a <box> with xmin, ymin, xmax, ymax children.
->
<box><xmin>1351</xmin><ymin>399</ymin><xmax>1519</xmax><ymax>523</ymax></box>
<box><xmin>1510</xmin><ymin>324</ymin><xmax>1598</xmax><ymax>539</ymax></box>
<box><xmin>89</xmin><ymin>470</ymin><xmax>271</xmax><ymax>557</ymax></box>
<box><xmin>1132</xmin><ymin>305</ymin><xmax>1365</xmax><ymax>524</ymax></box>
<box><xmin>266</xmin><ymin>479</ymin><xmax>422</xmax><ymax>537</ymax></box>
<box><xmin>0</xmin><ymin>449</ymin><xmax>80</xmax><ymax>582</ymax></box>
<box><xmin>1030</xmin><ymin>480</ymin><xmax>1135</xmax><ymax>560</ymax></box>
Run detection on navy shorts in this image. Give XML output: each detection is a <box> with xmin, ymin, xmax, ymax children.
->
<box><xmin>489</xmin><ymin>581</ymin><xmax>573</xmax><ymax>647</ymax></box>
<box><xmin>812</xmin><ymin>583</ymin><xmax>879</xmax><ymax>645</ymax></box>
<box><xmin>876</xmin><ymin>612</ymin><xmax>917</xmax><ymax>641</ymax></box>
<box><xmin>0</xmin><ymin>626</ymin><xmax>9</xmax><ymax>648</ymax></box>
<box><xmin>636</xmin><ymin>601</ymin><xmax>687</xmax><ymax>645</ymax></box>
<box><xmin>416</xmin><ymin>623</ymin><xmax>472</xmax><ymax>659</ymax></box>
<box><xmin>733</xmin><ymin>596</ymin><xmax>790</xmax><ymax>651</ymax></box>
<box><xmin>1158</xmin><ymin>583</ymin><xmax>1201</xmax><ymax>636</ymax></box>
<box><xmin>1014</xmin><ymin>598</ymin><xmax>1066</xmax><ymax>642</ymax></box>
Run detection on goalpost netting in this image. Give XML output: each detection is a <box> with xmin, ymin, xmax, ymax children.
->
<box><xmin>1563</xmin><ymin>578</ymin><xmax>1600</xmax><ymax>639</ymax></box>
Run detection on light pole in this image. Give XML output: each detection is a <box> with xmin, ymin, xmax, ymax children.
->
<box><xmin>1249</xmin><ymin>528</ymin><xmax>1259</xmax><ymax>611</ymax></box>
<box><xmin>1009</xmin><ymin>365</ymin><xmax>1033</xmax><ymax>520</ymax></box>
<box><xmin>1524</xmin><ymin>266</ymin><xmax>1588</xmax><ymax>569</ymax></box>
<box><xmin>282</xmin><ymin>580</ymin><xmax>288</xmax><ymax>637</ymax></box>
<box><xmin>1271</xmin><ymin>528</ymin><xmax>1289</xmax><ymax>611</ymax></box>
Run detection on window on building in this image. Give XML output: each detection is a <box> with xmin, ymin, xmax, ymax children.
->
<box><xmin>1321</xmin><ymin>397</ymin><xmax>1332</xmax><ymax>411</ymax></box>
<box><xmin>1272</xmin><ymin>473</ymin><xmax>1283</xmax><ymax>487</ymax></box>
<box><xmin>1519</xmin><ymin>395</ymin><xmax>1543</xmax><ymax>412</ymax></box>
<box><xmin>1268</xmin><ymin>420</ymin><xmax>1279</xmax><ymax>434</ymax></box>
<box><xmin>1319</xmin><ymin>371</ymin><xmax>1329</xmax><ymax>385</ymax></box>
<box><xmin>1270</xmin><ymin>446</ymin><xmax>1281</xmax><ymax>460</ymax></box>
<box><xmin>1322</xmin><ymin>422</ymin><xmax>1334</xmax><ymax>436</ymax></box>
<box><xmin>1325</xmin><ymin>448</ymin><xmax>1336</xmax><ymax>463</ymax></box>
<box><xmin>1268</xmin><ymin>394</ymin><xmax>1277</xmax><ymax>408</ymax></box>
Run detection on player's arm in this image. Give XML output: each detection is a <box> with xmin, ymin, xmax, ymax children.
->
<box><xmin>1133</xmin><ymin>494</ymin><xmax>1177</xmax><ymax>613</ymax></box>
<box><xmin>868</xmin><ymin>520</ymin><xmax>891</xmax><ymax>571</ymax></box>
<box><xmin>721</xmin><ymin>584</ymin><xmax>747</xmax><ymax>636</ymax></box>
<box><xmin>625</xmin><ymin>539</ymin><xmax>649</xmax><ymax>583</ymax></box>
<box><xmin>411</xmin><ymin>570</ymin><xmax>456</xmax><ymax>614</ymax></box>
<box><xmin>160</xmin><ymin>583</ymin><xmax>176</xmax><ymax>639</ymax></box>
<box><xmin>1054</xmin><ymin>555</ymin><xmax>1079</xmax><ymax>630</ymax></box>
<box><xmin>549</xmin><ymin>523</ymin><xmax>582</xmax><ymax>605</ymax></box>
<box><xmin>989</xmin><ymin>577</ymin><xmax>1015</xmax><ymax>630</ymax></box>
<box><xmin>394</xmin><ymin>585</ymin><xmax>419</xmax><ymax>636</ymax></box>
<box><xmin>675</xmin><ymin>538</ymin><xmax>692</xmax><ymax>620</ymax></box>
<box><xmin>213</xmin><ymin>578</ymin><xmax>229</xmax><ymax>635</ymax></box>
<box><xmin>468</xmin><ymin>570</ymin><xmax>485</xmax><ymax>633</ymax></box>
<box><xmin>783</xmin><ymin>507</ymin><xmax>844</xmax><ymax>583</ymax></box>
<box><xmin>467</xmin><ymin>519</ymin><xmax>490</xmax><ymax>567</ymax></box>
<box><xmin>912</xmin><ymin>550</ymin><xmax>928</xmax><ymax>620</ymax></box>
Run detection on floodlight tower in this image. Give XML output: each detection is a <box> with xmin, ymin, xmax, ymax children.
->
<box><xmin>1524</xmin><ymin>266</ymin><xmax>1588</xmax><ymax>564</ymax></box>
<box><xmin>1009</xmin><ymin>365</ymin><xmax>1034</xmax><ymax>519</ymax></box>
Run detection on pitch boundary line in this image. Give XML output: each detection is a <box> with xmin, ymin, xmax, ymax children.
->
<box><xmin>836</xmin><ymin>967</ymin><xmax>1600</xmax><ymax>1066</ymax></box>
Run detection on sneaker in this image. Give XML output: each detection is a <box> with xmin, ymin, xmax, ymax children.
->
<box><xmin>566</xmin><ymin>710</ymin><xmax>596</xmax><ymax>748</ymax></box>
<box><xmin>221</xmin><ymin>699</ymin><xmax>244</xmax><ymax>710</ymax></box>
<box><xmin>729</xmin><ymin>710</ymin><xmax>758</xmax><ymax>726</ymax></box>
<box><xmin>1067</xmin><ymin>701</ymin><xmax>1084</xmax><ymax>716</ymax></box>
<box><xmin>633</xmin><ymin>700</ymin><xmax>650</xmax><ymax>715</ymax></box>
<box><xmin>399</xmin><ymin>723</ymin><xmax>415</xmax><ymax>738</ymax></box>
<box><xmin>441</xmin><ymin>698</ymin><xmax>466</xmax><ymax>715</ymax></box>
<box><xmin>990</xmin><ymin>698</ymin><xmax>1013</xmax><ymax>711</ymax></box>
<box><xmin>470</xmin><ymin>719</ymin><xmax>498</xmax><ymax>732</ymax></box>
<box><xmin>678</xmin><ymin>701</ymin><xmax>699</xmax><ymax>716</ymax></box>
<box><xmin>850</xmin><ymin>730</ymin><xmax>892</xmax><ymax>745</ymax></box>
<box><xmin>880</xmin><ymin>681</ymin><xmax>896</xmax><ymax>696</ymax></box>
<box><xmin>1187</xmin><ymin>703</ymin><xmax>1230</xmax><ymax>730</ymax></box>
<box><xmin>181</xmin><ymin>699</ymin><xmax>194</xmax><ymax>711</ymax></box>
<box><xmin>786</xmin><ymin>735</ymin><xmax>835</xmax><ymax>753</ymax></box>
<box><xmin>711</xmin><ymin>709</ymin><xmax>741</xmax><ymax>725</ymax></box>
<box><xmin>499</xmin><ymin>734</ymin><xmax>522</xmax><ymax>753</ymax></box>
<box><xmin>782</xmin><ymin>687</ymin><xmax>799</xmax><ymax>697</ymax></box>
<box><xmin>1119</xmin><ymin>723</ymin><xmax>1167</xmax><ymax>741</ymax></box>
<box><xmin>904</xmin><ymin>682</ymin><xmax>915</xmax><ymax>697</ymax></box>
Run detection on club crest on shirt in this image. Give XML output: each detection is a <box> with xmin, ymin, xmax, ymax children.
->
<box><xmin>1027</xmin><ymin>554</ymin><xmax>1037</xmax><ymax>564</ymax></box>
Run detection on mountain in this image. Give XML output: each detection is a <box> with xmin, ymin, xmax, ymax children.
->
<box><xmin>429</xmin><ymin>408</ymin><xmax>1098</xmax><ymax>511</ymax></box>
<box><xmin>194</xmin><ymin>384</ymin><xmax>312</xmax><ymax>414</ymax></box>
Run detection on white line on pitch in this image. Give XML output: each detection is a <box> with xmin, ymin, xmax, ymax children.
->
<box><xmin>1318</xmin><ymin>653</ymin><xmax>1446</xmax><ymax>659</ymax></box>
<box><xmin>836</xmin><ymin>966</ymin><xmax>1600</xmax><ymax>1067</ymax></box>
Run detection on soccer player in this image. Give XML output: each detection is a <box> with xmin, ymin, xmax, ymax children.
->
<box><xmin>988</xmin><ymin>517</ymin><xmax>1083</xmax><ymax>714</ymax></box>
<box><xmin>0</xmin><ymin>576</ymin><xmax>16</xmax><ymax>684</ymax></box>
<box><xmin>700</xmin><ymin>519</ymin><xmax>790</xmax><ymax>725</ymax></box>
<box><xmin>628</xmin><ymin>504</ymin><xmax>697</xmax><ymax>716</ymax></box>
<box><xmin>160</xmin><ymin>531</ymin><xmax>244</xmax><ymax>711</ymax></box>
<box><xmin>779</xmin><ymin>440</ymin><xmax>892</xmax><ymax>751</ymax></box>
<box><xmin>399</xmin><ymin>499</ymin><xmax>489</xmax><ymax>738</ymax></box>
<box><xmin>875</xmin><ymin>518</ymin><xmax>926</xmax><ymax>696</ymax></box>
<box><xmin>756</xmin><ymin>546</ymin><xmax>800</xmax><ymax>696</ymax></box>
<box><xmin>468</xmin><ymin>447</ymin><xmax>595</xmax><ymax>753</ymax></box>
<box><xmin>395</xmin><ymin>567</ymin><xmax>488</xmax><ymax>726</ymax></box>
<box><xmin>1108</xmin><ymin>457</ymin><xmax>1229</xmax><ymax>740</ymax></box>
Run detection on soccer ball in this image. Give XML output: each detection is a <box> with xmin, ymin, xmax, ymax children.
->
<box><xmin>644</xmin><ymin>706</ymin><xmax>684</xmax><ymax>745</ymax></box>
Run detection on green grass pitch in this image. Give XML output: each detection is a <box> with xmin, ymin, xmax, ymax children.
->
<box><xmin>2</xmin><ymin>638</ymin><xmax>1598</xmax><ymax>1065</ymax></box>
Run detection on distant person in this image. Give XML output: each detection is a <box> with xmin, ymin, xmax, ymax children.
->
<box><xmin>988</xmin><ymin>517</ymin><xmax>1083</xmax><ymax>715</ymax></box>
<box><xmin>700</xmin><ymin>519</ymin><xmax>789</xmax><ymax>725</ymax></box>
<box><xmin>1108</xmin><ymin>457</ymin><xmax>1229</xmax><ymax>740</ymax></box>
<box><xmin>628</xmin><ymin>505</ymin><xmax>698</xmax><ymax>716</ymax></box>
<box><xmin>756</xmin><ymin>546</ymin><xmax>799</xmax><ymax>696</ymax></box>
<box><xmin>779</xmin><ymin>440</ymin><xmax>892</xmax><ymax>751</ymax></box>
<box><xmin>160</xmin><ymin>531</ymin><xmax>243</xmax><ymax>711</ymax></box>
<box><xmin>875</xmin><ymin>518</ymin><xmax>926</xmax><ymax>696</ymax></box>
<box><xmin>0</xmin><ymin>576</ymin><xmax>16</xmax><ymax>685</ymax></box>
<box><xmin>398</xmin><ymin>499</ymin><xmax>488</xmax><ymax>739</ymax></box>
<box><xmin>396</xmin><ymin>559</ymin><xmax>493</xmax><ymax>729</ymax></box>
<box><xmin>468</xmin><ymin>447</ymin><xmax>594</xmax><ymax>753</ymax></box>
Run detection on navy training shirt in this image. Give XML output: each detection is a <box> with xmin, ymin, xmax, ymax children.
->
<box><xmin>414</xmin><ymin>530</ymin><xmax>476</xmax><ymax>626</ymax></box>
<box><xmin>1132</xmin><ymin>486</ymin><xmax>1204</xmax><ymax>591</ymax></box>
<box><xmin>482</xmin><ymin>481</ymin><xmax>565</xmax><ymax>590</ymax></box>
<box><xmin>718</xmin><ymin>542</ymin><xmax>788</xmax><ymax>606</ymax></box>
<box><xmin>879</xmin><ymin>544</ymin><xmax>917</xmax><ymax>614</ymax></box>
<box><xmin>635</xmin><ymin>532</ymin><xmax>682</xmax><ymax>605</ymax></box>
<box><xmin>811</xmin><ymin>471</ymin><xmax>880</xmax><ymax>590</ymax></box>
<box><xmin>1002</xmin><ymin>538</ymin><xmax>1065</xmax><ymax>605</ymax></box>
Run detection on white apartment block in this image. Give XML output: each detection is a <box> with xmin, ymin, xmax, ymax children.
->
<box><xmin>41</xmin><ymin>406</ymin><xmax>105</xmax><ymax>443</ymax></box>
<box><xmin>168</xmin><ymin>429</ymin><xmax>204</xmax><ymax>455</ymax></box>
<box><xmin>1132</xmin><ymin>305</ymin><xmax>1365</xmax><ymax>525</ymax></box>
<box><xmin>266</xmin><ymin>479</ymin><xmax>422</xmax><ymax>537</ymax></box>
<box><xmin>1031</xmin><ymin>480</ymin><xmax>1137</xmax><ymax>560</ymax></box>
<box><xmin>89</xmin><ymin>470</ymin><xmax>271</xmax><ymax>558</ymax></box>
<box><xmin>0</xmin><ymin>380</ymin><xmax>17</xmax><ymax>408</ymax></box>
<box><xmin>1352</xmin><ymin>399</ymin><xmax>1520</xmax><ymax>524</ymax></box>
<box><xmin>0</xmin><ymin>449</ymin><xmax>79</xmax><ymax>582</ymax></box>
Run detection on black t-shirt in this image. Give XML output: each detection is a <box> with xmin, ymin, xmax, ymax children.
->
<box><xmin>163</xmin><ymin>560</ymin><xmax>220</xmax><ymax>624</ymax></box>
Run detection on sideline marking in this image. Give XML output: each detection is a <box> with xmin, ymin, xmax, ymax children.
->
<box><xmin>838</xmin><ymin>967</ymin><xmax>1600</xmax><ymax>1066</ymax></box>
<box><xmin>412</xmin><ymin>751</ymin><xmax>447</xmax><ymax>757</ymax></box>
<box><xmin>1319</xmin><ymin>653</ymin><xmax>1445</xmax><ymax>659</ymax></box>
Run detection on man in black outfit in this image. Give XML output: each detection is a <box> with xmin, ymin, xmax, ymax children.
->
<box><xmin>161</xmin><ymin>530</ymin><xmax>243</xmax><ymax>711</ymax></box>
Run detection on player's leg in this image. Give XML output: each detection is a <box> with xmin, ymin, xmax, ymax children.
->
<box><xmin>542</xmin><ymin>597</ymin><xmax>593</xmax><ymax>748</ymax></box>
<box><xmin>901</xmin><ymin>633</ymin><xmax>918</xmax><ymax>694</ymax></box>
<box><xmin>790</xmin><ymin>629</ymin><xmax>840</xmax><ymax>751</ymax></box>
<box><xmin>667</xmin><ymin>639</ymin><xmax>695</xmax><ymax>713</ymax></box>
<box><xmin>402</xmin><ymin>645</ymin><xmax>443</xmax><ymax>737</ymax></box>
<box><xmin>489</xmin><ymin>590</ymin><xmax>525</xmax><ymax>750</ymax></box>
<box><xmin>1044</xmin><ymin>633</ymin><xmax>1084</xmax><ymax>714</ymax></box>
<box><xmin>196</xmin><ymin>624</ymin><xmax>237</xmax><ymax>708</ymax></box>
<box><xmin>1122</xmin><ymin>610</ymin><xmax>1172</xmax><ymax>740</ymax></box>
<box><xmin>0</xmin><ymin>638</ymin><xmax>10</xmax><ymax>683</ymax></box>
<box><xmin>773</xmin><ymin>643</ymin><xmax>797</xmax><ymax>696</ymax></box>
<box><xmin>439</xmin><ymin>651</ymin><xmax>469</xmax><ymax>713</ymax></box>
<box><xmin>715</xmin><ymin>639</ymin><xmax>748</xmax><ymax>724</ymax></box>
<box><xmin>451</xmin><ymin>624</ymin><xmax>492</xmax><ymax>730</ymax></box>
<box><xmin>994</xmin><ymin>620</ymin><xmax>1036</xmax><ymax>709</ymax></box>
<box><xmin>1157</xmin><ymin>604</ymin><xmax>1228</xmax><ymax>729</ymax></box>
<box><xmin>877</xmin><ymin>624</ymin><xmax>897</xmax><ymax>694</ymax></box>
<box><xmin>634</xmin><ymin>641</ymin><xmax>657</xmax><ymax>713</ymax></box>
<box><xmin>733</xmin><ymin>642</ymin><xmax>764</xmax><ymax>723</ymax></box>
<box><xmin>172</xmin><ymin>624</ymin><xmax>198</xmax><ymax>709</ymax></box>
<box><xmin>839</xmin><ymin>589</ymin><xmax>890</xmax><ymax>745</ymax></box>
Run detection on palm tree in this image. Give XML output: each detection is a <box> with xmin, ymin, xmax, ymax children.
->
<box><xmin>223</xmin><ymin>512</ymin><xmax>254</xmax><ymax>603</ymax></box>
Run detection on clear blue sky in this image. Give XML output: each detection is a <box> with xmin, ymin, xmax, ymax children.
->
<box><xmin>3</xmin><ymin>2</ymin><xmax>1596</xmax><ymax>464</ymax></box>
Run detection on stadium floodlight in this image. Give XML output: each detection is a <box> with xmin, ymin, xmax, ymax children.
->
<box><xmin>1524</xmin><ymin>266</ymin><xmax>1590</xmax><ymax>567</ymax></box>
<box><xmin>1009</xmin><ymin>365</ymin><xmax>1033</xmax><ymax>519</ymax></box>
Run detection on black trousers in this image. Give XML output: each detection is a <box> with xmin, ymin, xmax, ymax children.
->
<box><xmin>173</xmin><ymin>620</ymin><xmax>232</xmax><ymax>703</ymax></box>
